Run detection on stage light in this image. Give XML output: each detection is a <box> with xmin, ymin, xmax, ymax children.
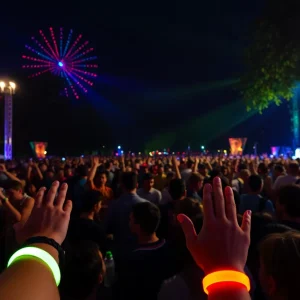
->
<box><xmin>58</xmin><ymin>61</ymin><xmax>64</xmax><ymax>67</ymax></box>
<box><xmin>118</xmin><ymin>145</ymin><xmax>121</xmax><ymax>149</ymax></box>
<box><xmin>44</xmin><ymin>151</ymin><xmax>47</xmax><ymax>155</ymax></box>
<box><xmin>9</xmin><ymin>82</ymin><xmax>16</xmax><ymax>90</ymax></box>
<box><xmin>0</xmin><ymin>82</ymin><xmax>5</xmax><ymax>91</ymax></box>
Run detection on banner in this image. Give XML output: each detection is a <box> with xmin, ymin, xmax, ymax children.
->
<box><xmin>229</xmin><ymin>138</ymin><xmax>247</xmax><ymax>156</ymax></box>
<box><xmin>30</xmin><ymin>142</ymin><xmax>48</xmax><ymax>159</ymax></box>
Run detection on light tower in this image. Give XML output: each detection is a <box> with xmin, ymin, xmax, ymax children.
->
<box><xmin>0</xmin><ymin>81</ymin><xmax>16</xmax><ymax>160</ymax></box>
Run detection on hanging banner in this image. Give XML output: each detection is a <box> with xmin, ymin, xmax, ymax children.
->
<box><xmin>30</xmin><ymin>142</ymin><xmax>48</xmax><ymax>159</ymax></box>
<box><xmin>229</xmin><ymin>138</ymin><xmax>247</xmax><ymax>156</ymax></box>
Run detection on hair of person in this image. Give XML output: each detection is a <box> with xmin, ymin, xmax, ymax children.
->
<box><xmin>142</xmin><ymin>172</ymin><xmax>154</xmax><ymax>182</ymax></box>
<box><xmin>59</xmin><ymin>240</ymin><xmax>104</xmax><ymax>300</ymax></box>
<box><xmin>278</xmin><ymin>184</ymin><xmax>300</xmax><ymax>218</ymax></box>
<box><xmin>258</xmin><ymin>163</ymin><xmax>268</xmax><ymax>174</ymax></box>
<box><xmin>169</xmin><ymin>178</ymin><xmax>186</xmax><ymax>201</ymax></box>
<box><xmin>248</xmin><ymin>175</ymin><xmax>263</xmax><ymax>192</ymax></box>
<box><xmin>186</xmin><ymin>159</ymin><xmax>194</xmax><ymax>169</ymax></box>
<box><xmin>121</xmin><ymin>171</ymin><xmax>138</xmax><ymax>191</ymax></box>
<box><xmin>259</xmin><ymin>231</ymin><xmax>300</xmax><ymax>298</ymax></box>
<box><xmin>274</xmin><ymin>164</ymin><xmax>284</xmax><ymax>173</ymax></box>
<box><xmin>237</xmin><ymin>163</ymin><xmax>248</xmax><ymax>172</ymax></box>
<box><xmin>187</xmin><ymin>172</ymin><xmax>203</xmax><ymax>186</ymax></box>
<box><xmin>76</xmin><ymin>165</ymin><xmax>89</xmax><ymax>177</ymax></box>
<box><xmin>132</xmin><ymin>201</ymin><xmax>161</xmax><ymax>235</ymax></box>
<box><xmin>81</xmin><ymin>190</ymin><xmax>103</xmax><ymax>213</ymax></box>
<box><xmin>95</xmin><ymin>170</ymin><xmax>107</xmax><ymax>178</ymax></box>
<box><xmin>175</xmin><ymin>197</ymin><xmax>202</xmax><ymax>219</ymax></box>
<box><xmin>104</xmin><ymin>161</ymin><xmax>112</xmax><ymax>169</ymax></box>
<box><xmin>7</xmin><ymin>180</ymin><xmax>23</xmax><ymax>191</ymax></box>
<box><xmin>239</xmin><ymin>169</ymin><xmax>250</xmax><ymax>177</ymax></box>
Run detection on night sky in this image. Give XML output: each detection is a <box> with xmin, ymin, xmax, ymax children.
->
<box><xmin>0</xmin><ymin>0</ymin><xmax>292</xmax><ymax>156</ymax></box>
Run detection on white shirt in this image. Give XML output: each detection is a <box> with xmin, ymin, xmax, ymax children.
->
<box><xmin>273</xmin><ymin>175</ymin><xmax>298</xmax><ymax>190</ymax></box>
<box><xmin>137</xmin><ymin>188</ymin><xmax>162</xmax><ymax>205</ymax></box>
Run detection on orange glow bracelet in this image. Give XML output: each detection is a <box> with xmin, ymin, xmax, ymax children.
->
<box><xmin>202</xmin><ymin>270</ymin><xmax>250</xmax><ymax>294</ymax></box>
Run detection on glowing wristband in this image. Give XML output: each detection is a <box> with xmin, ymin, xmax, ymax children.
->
<box><xmin>7</xmin><ymin>246</ymin><xmax>61</xmax><ymax>286</ymax></box>
<box><xmin>202</xmin><ymin>270</ymin><xmax>250</xmax><ymax>294</ymax></box>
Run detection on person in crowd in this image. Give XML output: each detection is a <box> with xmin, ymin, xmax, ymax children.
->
<box><xmin>232</xmin><ymin>168</ymin><xmax>251</xmax><ymax>195</ymax></box>
<box><xmin>169</xmin><ymin>178</ymin><xmax>186</xmax><ymax>201</ymax></box>
<box><xmin>67</xmin><ymin>190</ymin><xmax>107</xmax><ymax>253</ymax></box>
<box><xmin>197</xmin><ymin>163</ymin><xmax>210</xmax><ymax>180</ymax></box>
<box><xmin>0</xmin><ymin>180</ymin><xmax>35</xmax><ymax>269</ymax></box>
<box><xmin>273</xmin><ymin>161</ymin><xmax>299</xmax><ymax>191</ymax></box>
<box><xmin>157</xmin><ymin>178</ymin><xmax>186</xmax><ymax>239</ymax></box>
<box><xmin>87</xmin><ymin>157</ymin><xmax>114</xmax><ymax>218</ymax></box>
<box><xmin>105</xmin><ymin>161</ymin><xmax>114</xmax><ymax>187</ymax></box>
<box><xmin>115</xmin><ymin>201</ymin><xmax>176</xmax><ymax>300</ymax></box>
<box><xmin>276</xmin><ymin>184</ymin><xmax>300</xmax><ymax>230</ymax></box>
<box><xmin>105</xmin><ymin>172</ymin><xmax>147</xmax><ymax>258</ymax></box>
<box><xmin>272</xmin><ymin>164</ymin><xmax>285</xmax><ymax>182</ymax></box>
<box><xmin>186</xmin><ymin>172</ymin><xmax>203</xmax><ymax>203</ymax></box>
<box><xmin>259</xmin><ymin>231</ymin><xmax>300</xmax><ymax>299</ymax></box>
<box><xmin>181</xmin><ymin>159</ymin><xmax>194</xmax><ymax>183</ymax></box>
<box><xmin>257</xmin><ymin>162</ymin><xmax>272</xmax><ymax>198</ymax></box>
<box><xmin>0</xmin><ymin>180</ymin><xmax>34</xmax><ymax>225</ymax></box>
<box><xmin>0</xmin><ymin>163</ymin><xmax>25</xmax><ymax>187</ymax></box>
<box><xmin>239</xmin><ymin>175</ymin><xmax>274</xmax><ymax>215</ymax></box>
<box><xmin>161</xmin><ymin>171</ymin><xmax>176</xmax><ymax>205</ymax></box>
<box><xmin>67</xmin><ymin>164</ymin><xmax>89</xmax><ymax>215</ymax></box>
<box><xmin>57</xmin><ymin>168</ymin><xmax>67</xmax><ymax>183</ymax></box>
<box><xmin>137</xmin><ymin>173</ymin><xmax>162</xmax><ymax>205</ymax></box>
<box><xmin>60</xmin><ymin>240</ymin><xmax>106</xmax><ymax>300</ymax></box>
<box><xmin>154</xmin><ymin>164</ymin><xmax>167</xmax><ymax>191</ymax></box>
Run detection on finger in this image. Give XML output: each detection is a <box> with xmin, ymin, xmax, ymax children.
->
<box><xmin>63</xmin><ymin>199</ymin><xmax>73</xmax><ymax>214</ymax></box>
<box><xmin>213</xmin><ymin>177</ymin><xmax>226</xmax><ymax>219</ymax></box>
<box><xmin>241</xmin><ymin>210</ymin><xmax>252</xmax><ymax>236</ymax></box>
<box><xmin>35</xmin><ymin>187</ymin><xmax>46</xmax><ymax>208</ymax></box>
<box><xmin>177</xmin><ymin>214</ymin><xmax>197</xmax><ymax>247</ymax></box>
<box><xmin>224</xmin><ymin>186</ymin><xmax>238</xmax><ymax>224</ymax></box>
<box><xmin>202</xmin><ymin>183</ymin><xmax>215</xmax><ymax>222</ymax></box>
<box><xmin>55</xmin><ymin>183</ymin><xmax>68</xmax><ymax>208</ymax></box>
<box><xmin>45</xmin><ymin>181</ymin><xmax>59</xmax><ymax>206</ymax></box>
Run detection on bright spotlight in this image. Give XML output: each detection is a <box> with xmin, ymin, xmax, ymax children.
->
<box><xmin>9</xmin><ymin>82</ymin><xmax>16</xmax><ymax>90</ymax></box>
<box><xmin>0</xmin><ymin>82</ymin><xmax>5</xmax><ymax>91</ymax></box>
<box><xmin>58</xmin><ymin>61</ymin><xmax>64</xmax><ymax>67</ymax></box>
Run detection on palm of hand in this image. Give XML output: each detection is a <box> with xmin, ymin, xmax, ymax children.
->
<box><xmin>14</xmin><ymin>182</ymin><xmax>72</xmax><ymax>246</ymax></box>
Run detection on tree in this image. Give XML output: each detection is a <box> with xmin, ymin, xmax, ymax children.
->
<box><xmin>242</xmin><ymin>0</ymin><xmax>300</xmax><ymax>112</ymax></box>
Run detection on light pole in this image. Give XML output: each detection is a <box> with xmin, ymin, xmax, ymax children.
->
<box><xmin>0</xmin><ymin>81</ymin><xmax>16</xmax><ymax>160</ymax></box>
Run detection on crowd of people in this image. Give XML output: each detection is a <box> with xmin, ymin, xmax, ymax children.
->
<box><xmin>0</xmin><ymin>154</ymin><xmax>300</xmax><ymax>299</ymax></box>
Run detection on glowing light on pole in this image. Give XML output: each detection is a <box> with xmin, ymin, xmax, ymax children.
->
<box><xmin>0</xmin><ymin>81</ymin><xmax>16</xmax><ymax>159</ymax></box>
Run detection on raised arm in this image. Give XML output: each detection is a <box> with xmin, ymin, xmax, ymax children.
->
<box><xmin>87</xmin><ymin>157</ymin><xmax>100</xmax><ymax>189</ymax></box>
<box><xmin>0</xmin><ymin>164</ymin><xmax>22</xmax><ymax>185</ymax></box>
<box><xmin>178</xmin><ymin>177</ymin><xmax>251</xmax><ymax>300</ymax></box>
<box><xmin>193</xmin><ymin>157</ymin><xmax>199</xmax><ymax>173</ymax></box>
<box><xmin>0</xmin><ymin>181</ymin><xmax>72</xmax><ymax>300</ymax></box>
<box><xmin>172</xmin><ymin>156</ymin><xmax>181</xmax><ymax>179</ymax></box>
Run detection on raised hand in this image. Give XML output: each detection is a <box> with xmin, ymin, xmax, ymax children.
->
<box><xmin>177</xmin><ymin>177</ymin><xmax>251</xmax><ymax>275</ymax></box>
<box><xmin>92</xmin><ymin>156</ymin><xmax>100</xmax><ymax>167</ymax></box>
<box><xmin>0</xmin><ymin>164</ymin><xmax>7</xmax><ymax>172</ymax></box>
<box><xmin>14</xmin><ymin>181</ymin><xmax>72</xmax><ymax>245</ymax></box>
